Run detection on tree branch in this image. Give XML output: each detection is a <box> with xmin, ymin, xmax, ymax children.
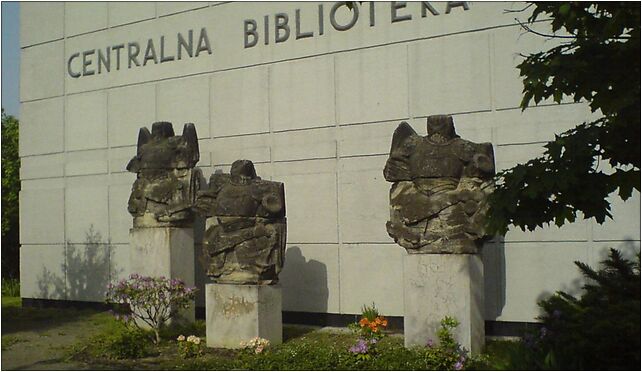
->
<box><xmin>515</xmin><ymin>17</ymin><xmax>632</xmax><ymax>41</ymax></box>
<box><xmin>515</xmin><ymin>18</ymin><xmax>578</xmax><ymax>40</ymax></box>
<box><xmin>503</xmin><ymin>3</ymin><xmax>533</xmax><ymax>14</ymax></box>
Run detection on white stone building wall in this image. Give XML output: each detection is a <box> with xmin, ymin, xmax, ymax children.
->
<box><xmin>19</xmin><ymin>1</ymin><xmax>640</xmax><ymax>322</ymax></box>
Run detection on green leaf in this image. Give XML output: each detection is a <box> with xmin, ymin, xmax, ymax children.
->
<box><xmin>559</xmin><ymin>3</ymin><xmax>571</xmax><ymax>16</ymax></box>
<box><xmin>486</xmin><ymin>3</ymin><xmax>640</xmax><ymax>235</ymax></box>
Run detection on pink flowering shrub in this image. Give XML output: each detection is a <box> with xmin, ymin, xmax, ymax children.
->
<box><xmin>106</xmin><ymin>273</ymin><xmax>197</xmax><ymax>344</ymax></box>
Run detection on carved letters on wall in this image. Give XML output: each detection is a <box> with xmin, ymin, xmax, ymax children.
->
<box><xmin>127</xmin><ymin>121</ymin><xmax>201</xmax><ymax>228</ymax></box>
<box><xmin>383</xmin><ymin>115</ymin><xmax>495</xmax><ymax>254</ymax></box>
<box><xmin>195</xmin><ymin>160</ymin><xmax>286</xmax><ymax>285</ymax></box>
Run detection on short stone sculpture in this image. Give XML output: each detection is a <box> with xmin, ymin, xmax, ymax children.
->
<box><xmin>126</xmin><ymin>121</ymin><xmax>201</xmax><ymax>228</ymax></box>
<box><xmin>195</xmin><ymin>159</ymin><xmax>286</xmax><ymax>285</ymax></box>
<box><xmin>383</xmin><ymin>115</ymin><xmax>495</xmax><ymax>254</ymax></box>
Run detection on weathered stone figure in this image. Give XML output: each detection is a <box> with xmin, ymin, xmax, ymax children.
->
<box><xmin>126</xmin><ymin>121</ymin><xmax>201</xmax><ymax>227</ymax></box>
<box><xmin>195</xmin><ymin>160</ymin><xmax>286</xmax><ymax>285</ymax></box>
<box><xmin>383</xmin><ymin>115</ymin><xmax>495</xmax><ymax>254</ymax></box>
<box><xmin>385</xmin><ymin>115</ymin><xmax>494</xmax><ymax>352</ymax></box>
<box><xmin>127</xmin><ymin>121</ymin><xmax>201</xmax><ymax>325</ymax></box>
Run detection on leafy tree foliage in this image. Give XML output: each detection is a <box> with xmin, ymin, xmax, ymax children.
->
<box><xmin>487</xmin><ymin>3</ymin><xmax>640</xmax><ymax>234</ymax></box>
<box><xmin>512</xmin><ymin>249</ymin><xmax>640</xmax><ymax>370</ymax></box>
<box><xmin>2</xmin><ymin>109</ymin><xmax>20</xmax><ymax>278</ymax></box>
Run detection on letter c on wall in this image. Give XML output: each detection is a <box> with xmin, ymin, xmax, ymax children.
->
<box><xmin>67</xmin><ymin>52</ymin><xmax>81</xmax><ymax>78</ymax></box>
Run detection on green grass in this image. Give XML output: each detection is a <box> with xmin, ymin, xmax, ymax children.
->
<box><xmin>1</xmin><ymin>335</ymin><xmax>28</xmax><ymax>350</ymax></box>
<box><xmin>1</xmin><ymin>295</ymin><xmax>21</xmax><ymax>308</ymax></box>
<box><xmin>65</xmin><ymin>323</ymin><xmax>519</xmax><ymax>370</ymax></box>
<box><xmin>1</xmin><ymin>296</ymin><xmax>107</xmax><ymax>329</ymax></box>
<box><xmin>2</xmin><ymin>297</ymin><xmax>521</xmax><ymax>370</ymax></box>
<box><xmin>67</xmin><ymin>326</ymin><xmax>363</xmax><ymax>370</ymax></box>
<box><xmin>483</xmin><ymin>340</ymin><xmax>522</xmax><ymax>370</ymax></box>
<box><xmin>2</xmin><ymin>295</ymin><xmax>119</xmax><ymax>353</ymax></box>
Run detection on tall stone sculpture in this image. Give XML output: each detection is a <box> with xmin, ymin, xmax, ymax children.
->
<box><xmin>196</xmin><ymin>159</ymin><xmax>286</xmax><ymax>348</ymax></box>
<box><xmin>127</xmin><ymin>121</ymin><xmax>201</xmax><ymax>323</ymax></box>
<box><xmin>384</xmin><ymin>115</ymin><xmax>495</xmax><ymax>353</ymax></box>
<box><xmin>127</xmin><ymin>121</ymin><xmax>201</xmax><ymax>227</ymax></box>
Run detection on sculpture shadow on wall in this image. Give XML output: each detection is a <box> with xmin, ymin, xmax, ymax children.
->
<box><xmin>5</xmin><ymin>226</ymin><xmax>120</xmax><ymax>336</ymax></box>
<box><xmin>482</xmin><ymin>237</ymin><xmax>506</xmax><ymax>320</ymax></box>
<box><xmin>37</xmin><ymin>225</ymin><xmax>121</xmax><ymax>302</ymax></box>
<box><xmin>281</xmin><ymin>246</ymin><xmax>329</xmax><ymax>313</ymax></box>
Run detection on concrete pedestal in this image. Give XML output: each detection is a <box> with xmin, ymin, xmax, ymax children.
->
<box><xmin>130</xmin><ymin>227</ymin><xmax>195</xmax><ymax>323</ymax></box>
<box><xmin>403</xmin><ymin>254</ymin><xmax>484</xmax><ymax>354</ymax></box>
<box><xmin>206</xmin><ymin>283</ymin><xmax>282</xmax><ymax>348</ymax></box>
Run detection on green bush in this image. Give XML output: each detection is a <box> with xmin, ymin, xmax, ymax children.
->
<box><xmin>68</xmin><ymin>322</ymin><xmax>154</xmax><ymax>360</ymax></box>
<box><xmin>511</xmin><ymin>249</ymin><xmax>640</xmax><ymax>370</ymax></box>
<box><xmin>184</xmin><ymin>318</ymin><xmax>487</xmax><ymax>371</ymax></box>
<box><xmin>159</xmin><ymin>319</ymin><xmax>206</xmax><ymax>341</ymax></box>
<box><xmin>422</xmin><ymin>317</ymin><xmax>469</xmax><ymax>370</ymax></box>
<box><xmin>402</xmin><ymin>317</ymin><xmax>488</xmax><ymax>371</ymax></box>
<box><xmin>64</xmin><ymin>316</ymin><xmax>496</xmax><ymax>370</ymax></box>
<box><xmin>176</xmin><ymin>335</ymin><xmax>204</xmax><ymax>359</ymax></box>
<box><xmin>106</xmin><ymin>327</ymin><xmax>154</xmax><ymax>359</ymax></box>
<box><xmin>236</xmin><ymin>332</ymin><xmax>354</xmax><ymax>370</ymax></box>
<box><xmin>1</xmin><ymin>278</ymin><xmax>20</xmax><ymax>297</ymax></box>
<box><xmin>346</xmin><ymin>303</ymin><xmax>389</xmax><ymax>361</ymax></box>
<box><xmin>1</xmin><ymin>110</ymin><xmax>20</xmax><ymax>279</ymax></box>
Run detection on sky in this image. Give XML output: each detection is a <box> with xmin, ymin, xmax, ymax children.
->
<box><xmin>1</xmin><ymin>1</ymin><xmax>20</xmax><ymax>118</ymax></box>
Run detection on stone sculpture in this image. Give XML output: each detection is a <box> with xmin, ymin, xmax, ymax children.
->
<box><xmin>127</xmin><ymin>121</ymin><xmax>201</xmax><ymax>228</ymax></box>
<box><xmin>195</xmin><ymin>160</ymin><xmax>286</xmax><ymax>285</ymax></box>
<box><xmin>383</xmin><ymin>115</ymin><xmax>495</xmax><ymax>254</ymax></box>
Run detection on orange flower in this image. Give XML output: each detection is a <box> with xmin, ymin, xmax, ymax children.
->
<box><xmin>374</xmin><ymin>317</ymin><xmax>382</xmax><ymax>325</ymax></box>
<box><xmin>381</xmin><ymin>318</ymin><xmax>388</xmax><ymax>327</ymax></box>
<box><xmin>359</xmin><ymin>318</ymin><xmax>369</xmax><ymax>327</ymax></box>
<box><xmin>369</xmin><ymin>324</ymin><xmax>379</xmax><ymax>332</ymax></box>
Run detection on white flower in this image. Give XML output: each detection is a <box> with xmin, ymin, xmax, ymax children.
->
<box><xmin>240</xmin><ymin>337</ymin><xmax>270</xmax><ymax>352</ymax></box>
<box><xmin>177</xmin><ymin>335</ymin><xmax>186</xmax><ymax>341</ymax></box>
<box><xmin>192</xmin><ymin>337</ymin><xmax>201</xmax><ymax>345</ymax></box>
